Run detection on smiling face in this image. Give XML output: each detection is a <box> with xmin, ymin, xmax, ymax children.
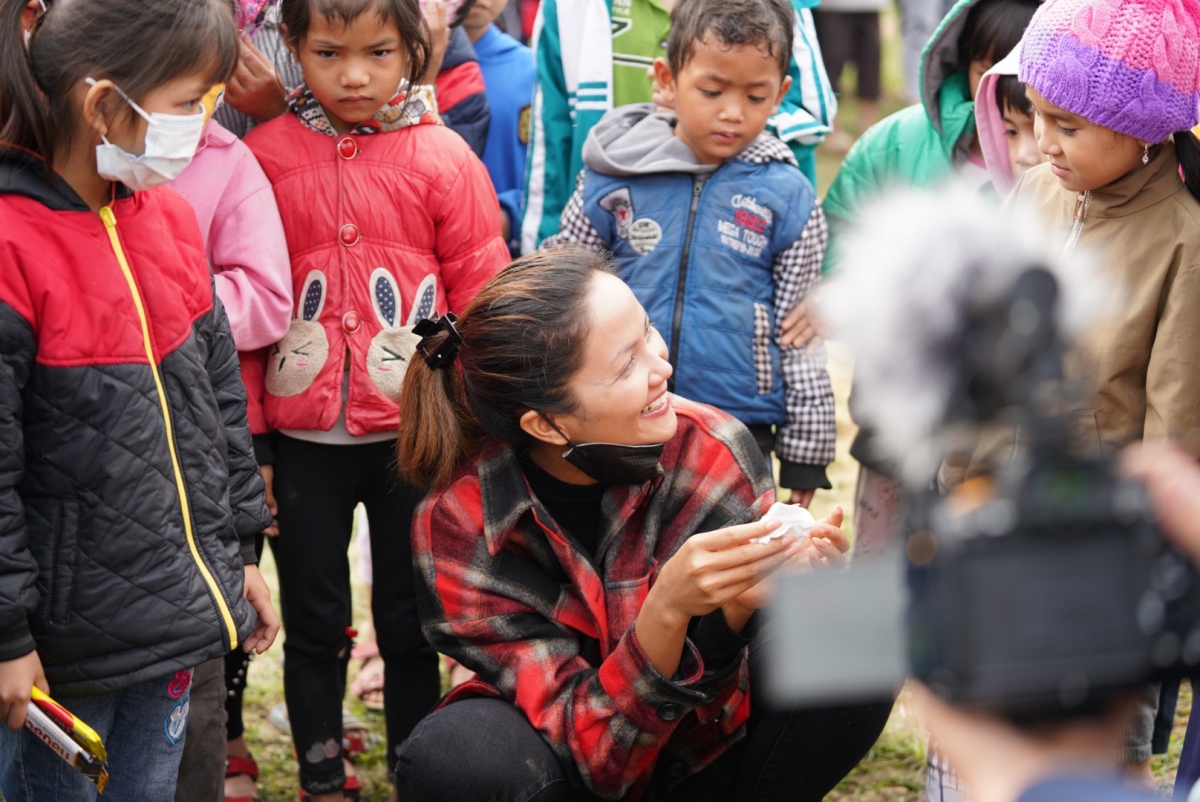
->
<box><xmin>288</xmin><ymin>7</ymin><xmax>407</xmax><ymax>134</ymax></box>
<box><xmin>545</xmin><ymin>273</ymin><xmax>677</xmax><ymax>449</ymax></box>
<box><xmin>656</xmin><ymin>36</ymin><xmax>791</xmax><ymax>166</ymax></box>
<box><xmin>1027</xmin><ymin>86</ymin><xmax>1145</xmax><ymax>193</ymax></box>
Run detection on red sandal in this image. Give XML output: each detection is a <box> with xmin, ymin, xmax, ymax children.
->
<box><xmin>225</xmin><ymin>754</ymin><xmax>261</xmax><ymax>802</ymax></box>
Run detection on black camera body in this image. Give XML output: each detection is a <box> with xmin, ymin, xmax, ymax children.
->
<box><xmin>907</xmin><ymin>452</ymin><xmax>1200</xmax><ymax>716</ymax></box>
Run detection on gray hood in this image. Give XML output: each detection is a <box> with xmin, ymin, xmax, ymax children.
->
<box><xmin>582</xmin><ymin>103</ymin><xmax>720</xmax><ymax>177</ymax></box>
<box><xmin>919</xmin><ymin>0</ymin><xmax>979</xmax><ymax>133</ymax></box>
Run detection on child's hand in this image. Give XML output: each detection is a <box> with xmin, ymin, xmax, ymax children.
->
<box><xmin>780</xmin><ymin>299</ymin><xmax>825</xmax><ymax>352</ymax></box>
<box><xmin>0</xmin><ymin>651</ymin><xmax>48</xmax><ymax>730</ymax></box>
<box><xmin>260</xmin><ymin>464</ymin><xmax>279</xmax><ymax>537</ymax></box>
<box><xmin>785</xmin><ymin>488</ymin><xmax>815</xmax><ymax>508</ymax></box>
<box><xmin>242</xmin><ymin>565</ymin><xmax>280</xmax><ymax>655</ymax></box>
<box><xmin>421</xmin><ymin>1</ymin><xmax>451</xmax><ymax>85</ymax></box>
<box><xmin>225</xmin><ymin>38</ymin><xmax>287</xmax><ymax>124</ymax></box>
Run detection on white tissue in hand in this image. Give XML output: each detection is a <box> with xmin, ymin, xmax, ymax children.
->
<box><xmin>752</xmin><ymin>502</ymin><xmax>816</xmax><ymax>544</ymax></box>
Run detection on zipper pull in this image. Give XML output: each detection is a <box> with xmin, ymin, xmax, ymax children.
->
<box><xmin>1073</xmin><ymin>191</ymin><xmax>1088</xmax><ymax>221</ymax></box>
<box><xmin>98</xmin><ymin>206</ymin><xmax>116</xmax><ymax>228</ymax></box>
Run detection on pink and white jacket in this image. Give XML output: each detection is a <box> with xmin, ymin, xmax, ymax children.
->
<box><xmin>170</xmin><ymin>119</ymin><xmax>293</xmax><ymax>435</ymax></box>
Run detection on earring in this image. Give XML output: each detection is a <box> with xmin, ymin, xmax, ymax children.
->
<box><xmin>1143</xmin><ymin>143</ymin><xmax>1151</xmax><ymax>165</ymax></box>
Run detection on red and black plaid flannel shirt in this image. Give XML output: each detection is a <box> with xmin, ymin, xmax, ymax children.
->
<box><xmin>412</xmin><ymin>397</ymin><xmax>776</xmax><ymax>800</ymax></box>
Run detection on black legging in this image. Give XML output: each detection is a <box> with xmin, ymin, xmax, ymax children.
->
<box><xmin>395</xmin><ymin>626</ymin><xmax>892</xmax><ymax>801</ymax></box>
<box><xmin>270</xmin><ymin>435</ymin><xmax>440</xmax><ymax>796</ymax></box>
<box><xmin>224</xmin><ymin>533</ymin><xmax>264</xmax><ymax>743</ymax></box>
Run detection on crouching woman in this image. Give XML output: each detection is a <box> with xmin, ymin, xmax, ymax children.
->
<box><xmin>393</xmin><ymin>248</ymin><xmax>890</xmax><ymax>802</ymax></box>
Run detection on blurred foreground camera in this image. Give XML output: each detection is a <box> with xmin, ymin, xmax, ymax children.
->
<box><xmin>768</xmin><ymin>188</ymin><xmax>1200</xmax><ymax>718</ymax></box>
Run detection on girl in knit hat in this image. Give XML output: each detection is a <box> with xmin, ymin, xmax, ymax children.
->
<box><xmin>1004</xmin><ymin>0</ymin><xmax>1200</xmax><ymax>786</ymax></box>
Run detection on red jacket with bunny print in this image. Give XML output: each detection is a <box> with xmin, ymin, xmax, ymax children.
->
<box><xmin>244</xmin><ymin>86</ymin><xmax>509</xmax><ymax>436</ymax></box>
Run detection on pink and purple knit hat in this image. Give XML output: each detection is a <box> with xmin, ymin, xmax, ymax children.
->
<box><xmin>1018</xmin><ymin>0</ymin><xmax>1200</xmax><ymax>142</ymax></box>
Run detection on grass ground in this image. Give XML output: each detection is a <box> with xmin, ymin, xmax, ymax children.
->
<box><xmin>214</xmin><ymin>12</ymin><xmax>1196</xmax><ymax>801</ymax></box>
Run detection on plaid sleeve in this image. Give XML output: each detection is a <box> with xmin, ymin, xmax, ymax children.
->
<box><xmin>773</xmin><ymin>202</ymin><xmax>835</xmax><ymax>486</ymax></box>
<box><xmin>541</xmin><ymin>171</ymin><xmax>611</xmax><ymax>254</ymax></box>
<box><xmin>413</xmin><ymin>494</ymin><xmax>718</xmax><ymax>799</ymax></box>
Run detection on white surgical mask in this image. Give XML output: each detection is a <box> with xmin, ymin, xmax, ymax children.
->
<box><xmin>86</xmin><ymin>77</ymin><xmax>205</xmax><ymax>191</ymax></box>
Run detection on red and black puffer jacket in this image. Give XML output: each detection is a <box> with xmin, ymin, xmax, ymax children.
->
<box><xmin>0</xmin><ymin>147</ymin><xmax>269</xmax><ymax>695</ymax></box>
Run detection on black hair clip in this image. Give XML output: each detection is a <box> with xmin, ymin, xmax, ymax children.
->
<box><xmin>414</xmin><ymin>312</ymin><xmax>462</xmax><ymax>370</ymax></box>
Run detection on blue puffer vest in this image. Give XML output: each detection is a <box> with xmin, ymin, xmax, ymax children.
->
<box><xmin>581</xmin><ymin>158</ymin><xmax>815</xmax><ymax>425</ymax></box>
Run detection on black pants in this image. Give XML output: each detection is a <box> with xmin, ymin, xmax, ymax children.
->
<box><xmin>813</xmin><ymin>10</ymin><xmax>882</xmax><ymax>100</ymax></box>
<box><xmin>395</xmin><ymin>631</ymin><xmax>892</xmax><ymax>801</ymax></box>
<box><xmin>271</xmin><ymin>435</ymin><xmax>440</xmax><ymax>795</ymax></box>
<box><xmin>223</xmin><ymin>534</ymin><xmax>264</xmax><ymax>743</ymax></box>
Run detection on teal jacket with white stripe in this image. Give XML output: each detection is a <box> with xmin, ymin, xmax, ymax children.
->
<box><xmin>519</xmin><ymin>0</ymin><xmax>836</xmax><ymax>253</ymax></box>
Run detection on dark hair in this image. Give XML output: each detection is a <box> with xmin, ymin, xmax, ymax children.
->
<box><xmin>0</xmin><ymin>0</ymin><xmax>237</xmax><ymax>174</ymax></box>
<box><xmin>398</xmin><ymin>248</ymin><xmax>613</xmax><ymax>489</ymax></box>
<box><xmin>1175</xmin><ymin>131</ymin><xmax>1200</xmax><ymax>205</ymax></box>
<box><xmin>667</xmin><ymin>0</ymin><xmax>793</xmax><ymax>78</ymax></box>
<box><xmin>996</xmin><ymin>74</ymin><xmax>1032</xmax><ymax>117</ymax></box>
<box><xmin>958</xmin><ymin>0</ymin><xmax>1039</xmax><ymax>70</ymax></box>
<box><xmin>281</xmin><ymin>0</ymin><xmax>431</xmax><ymax>91</ymax></box>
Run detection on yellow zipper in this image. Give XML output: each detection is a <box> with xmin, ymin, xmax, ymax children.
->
<box><xmin>99</xmin><ymin>206</ymin><xmax>238</xmax><ymax>651</ymax></box>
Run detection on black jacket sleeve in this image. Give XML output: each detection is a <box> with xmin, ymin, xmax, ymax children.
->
<box><xmin>441</xmin><ymin>90</ymin><xmax>491</xmax><ymax>158</ymax></box>
<box><xmin>0</xmin><ymin>302</ymin><xmax>40</xmax><ymax>660</ymax></box>
<box><xmin>206</xmin><ymin>288</ymin><xmax>270</xmax><ymax>565</ymax></box>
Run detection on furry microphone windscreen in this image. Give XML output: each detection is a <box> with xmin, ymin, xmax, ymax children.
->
<box><xmin>816</xmin><ymin>184</ymin><xmax>1112</xmax><ymax>486</ymax></box>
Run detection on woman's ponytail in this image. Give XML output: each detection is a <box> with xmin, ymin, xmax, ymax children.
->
<box><xmin>0</xmin><ymin>0</ymin><xmax>53</xmax><ymax>164</ymax></box>
<box><xmin>1176</xmin><ymin>130</ymin><xmax>1200</xmax><ymax>205</ymax></box>
<box><xmin>398</xmin><ymin>339</ymin><xmax>482</xmax><ymax>490</ymax></box>
<box><xmin>397</xmin><ymin>248</ymin><xmax>615</xmax><ymax>491</ymax></box>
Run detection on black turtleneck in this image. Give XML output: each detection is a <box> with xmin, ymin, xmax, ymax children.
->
<box><xmin>519</xmin><ymin>453</ymin><xmax>606</xmax><ymax>557</ymax></box>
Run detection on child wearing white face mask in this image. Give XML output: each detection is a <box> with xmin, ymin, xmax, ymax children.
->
<box><xmin>0</xmin><ymin>1</ymin><xmax>280</xmax><ymax>800</ymax></box>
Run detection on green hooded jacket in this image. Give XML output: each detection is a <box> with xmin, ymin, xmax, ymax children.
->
<box><xmin>821</xmin><ymin>0</ymin><xmax>981</xmax><ymax>273</ymax></box>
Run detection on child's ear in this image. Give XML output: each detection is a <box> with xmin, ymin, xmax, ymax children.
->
<box><xmin>652</xmin><ymin>58</ymin><xmax>677</xmax><ymax>107</ymax></box>
<box><xmin>280</xmin><ymin>24</ymin><xmax>300</xmax><ymax>61</ymax></box>
<box><xmin>81</xmin><ymin>79</ymin><xmax>116</xmax><ymax>140</ymax></box>
<box><xmin>771</xmin><ymin>74</ymin><xmax>793</xmax><ymax>114</ymax></box>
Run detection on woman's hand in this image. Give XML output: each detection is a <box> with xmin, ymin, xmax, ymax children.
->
<box><xmin>651</xmin><ymin>519</ymin><xmax>804</xmax><ymax>623</ymax></box>
<box><xmin>636</xmin><ymin>519</ymin><xmax>802</xmax><ymax>677</ymax></box>
<box><xmin>242</xmin><ymin>565</ymin><xmax>280</xmax><ymax>655</ymax></box>
<box><xmin>0</xmin><ymin>651</ymin><xmax>47</xmax><ymax>730</ymax></box>
<box><xmin>724</xmin><ymin>507</ymin><xmax>850</xmax><ymax>625</ymax></box>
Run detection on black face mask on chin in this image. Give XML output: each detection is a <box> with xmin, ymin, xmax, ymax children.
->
<box><xmin>538</xmin><ymin>413</ymin><xmax>665</xmax><ymax>485</ymax></box>
<box><xmin>561</xmin><ymin>440</ymin><xmax>665</xmax><ymax>486</ymax></box>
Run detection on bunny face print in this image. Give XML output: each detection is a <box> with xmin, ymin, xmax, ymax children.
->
<box><xmin>367</xmin><ymin>270</ymin><xmax>437</xmax><ymax>401</ymax></box>
<box><xmin>267</xmin><ymin>271</ymin><xmax>331</xmax><ymax>397</ymax></box>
